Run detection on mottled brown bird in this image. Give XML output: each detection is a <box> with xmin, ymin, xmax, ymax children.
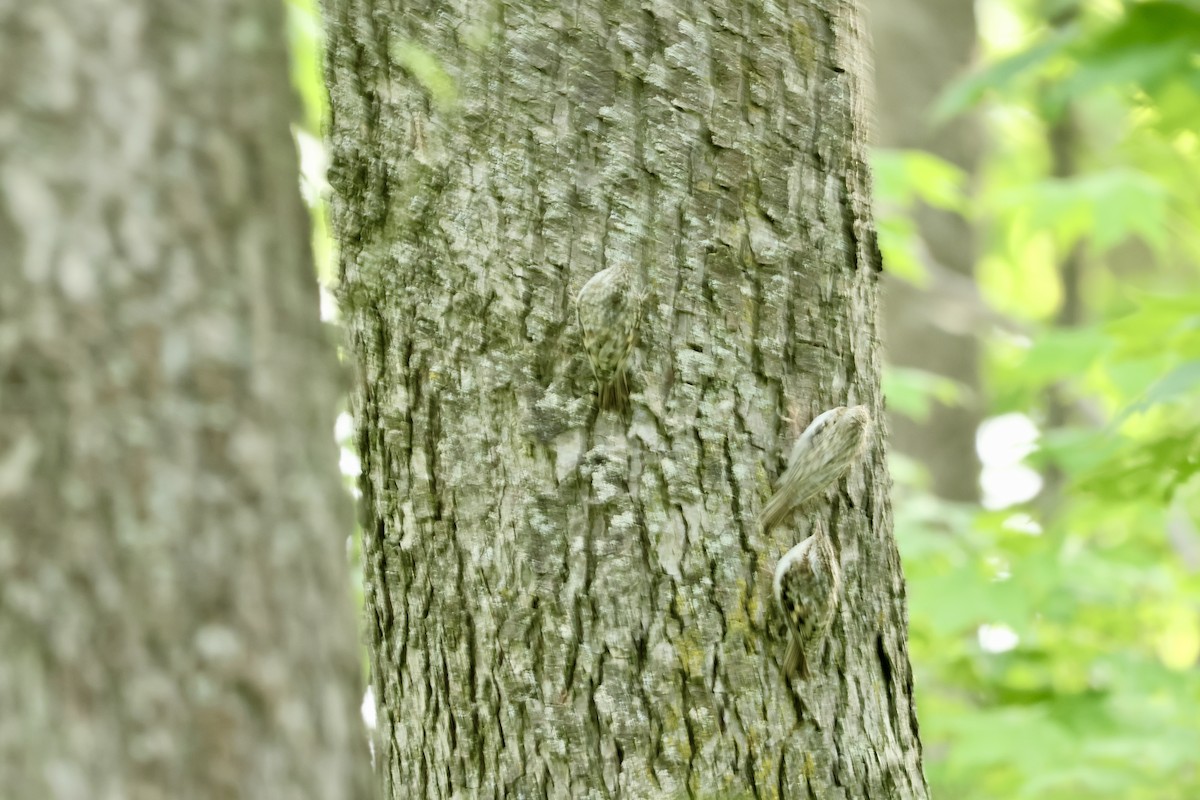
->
<box><xmin>758</xmin><ymin>405</ymin><xmax>871</xmax><ymax>531</ymax></box>
<box><xmin>576</xmin><ymin>261</ymin><xmax>642</xmax><ymax>412</ymax></box>
<box><xmin>773</xmin><ymin>520</ymin><xmax>842</xmax><ymax>678</ymax></box>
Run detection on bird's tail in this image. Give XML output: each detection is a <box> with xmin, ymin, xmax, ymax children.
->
<box><xmin>758</xmin><ymin>488</ymin><xmax>794</xmax><ymax>532</ymax></box>
<box><xmin>782</xmin><ymin>636</ymin><xmax>809</xmax><ymax>680</ymax></box>
<box><xmin>598</xmin><ymin>370</ymin><xmax>630</xmax><ymax>413</ymax></box>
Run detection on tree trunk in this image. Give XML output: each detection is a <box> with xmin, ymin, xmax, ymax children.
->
<box><xmin>325</xmin><ymin>0</ymin><xmax>927</xmax><ymax>797</ymax></box>
<box><xmin>867</xmin><ymin>0</ymin><xmax>984</xmax><ymax>502</ymax></box>
<box><xmin>0</xmin><ymin>3</ymin><xmax>372</xmax><ymax>798</ymax></box>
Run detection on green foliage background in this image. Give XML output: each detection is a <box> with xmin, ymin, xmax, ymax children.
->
<box><xmin>879</xmin><ymin>1</ymin><xmax>1200</xmax><ymax>796</ymax></box>
<box><xmin>287</xmin><ymin>0</ymin><xmax>1200</xmax><ymax>796</ymax></box>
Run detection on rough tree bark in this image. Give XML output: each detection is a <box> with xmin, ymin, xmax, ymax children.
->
<box><xmin>325</xmin><ymin>0</ymin><xmax>927</xmax><ymax>797</ymax></box>
<box><xmin>867</xmin><ymin>0</ymin><xmax>983</xmax><ymax>502</ymax></box>
<box><xmin>0</xmin><ymin>2</ymin><xmax>372</xmax><ymax>798</ymax></box>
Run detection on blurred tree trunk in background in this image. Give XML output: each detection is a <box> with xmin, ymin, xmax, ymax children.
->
<box><xmin>867</xmin><ymin>0</ymin><xmax>984</xmax><ymax>502</ymax></box>
<box><xmin>325</xmin><ymin>0</ymin><xmax>927</xmax><ymax>797</ymax></box>
<box><xmin>0</xmin><ymin>3</ymin><xmax>372</xmax><ymax>798</ymax></box>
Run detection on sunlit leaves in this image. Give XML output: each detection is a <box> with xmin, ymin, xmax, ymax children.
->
<box><xmin>1154</xmin><ymin>603</ymin><xmax>1200</xmax><ymax>670</ymax></box>
<box><xmin>934</xmin><ymin>30</ymin><xmax>1078</xmax><ymax>120</ymax></box>
<box><xmin>874</xmin><ymin>214</ymin><xmax>929</xmax><ymax>286</ymax></box>
<box><xmin>882</xmin><ymin>366</ymin><xmax>971</xmax><ymax>422</ymax></box>
<box><xmin>990</xmin><ymin>169</ymin><xmax>1168</xmax><ymax>252</ymax></box>
<box><xmin>940</xmin><ymin>1</ymin><xmax>1200</xmax><ymax>116</ymax></box>
<box><xmin>884</xmin><ymin>1</ymin><xmax>1200</xmax><ymax>797</ymax></box>
<box><xmin>999</xmin><ymin>327</ymin><xmax>1108</xmax><ymax>390</ymax></box>
<box><xmin>1060</xmin><ymin>1</ymin><xmax>1200</xmax><ymax>101</ymax></box>
<box><xmin>872</xmin><ymin>150</ymin><xmax>971</xmax><ymax>286</ymax></box>
<box><xmin>1106</xmin><ymin>293</ymin><xmax>1200</xmax><ymax>361</ymax></box>
<box><xmin>873</xmin><ymin>150</ymin><xmax>970</xmax><ymax>213</ymax></box>
<box><xmin>285</xmin><ymin>0</ymin><xmax>326</xmax><ymax>134</ymax></box>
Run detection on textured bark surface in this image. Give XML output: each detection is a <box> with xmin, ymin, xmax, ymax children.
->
<box><xmin>325</xmin><ymin>0</ymin><xmax>927</xmax><ymax>797</ymax></box>
<box><xmin>0</xmin><ymin>3</ymin><xmax>372</xmax><ymax>798</ymax></box>
<box><xmin>866</xmin><ymin>0</ymin><xmax>983</xmax><ymax>502</ymax></box>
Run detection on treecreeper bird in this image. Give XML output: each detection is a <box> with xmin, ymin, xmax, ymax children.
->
<box><xmin>758</xmin><ymin>405</ymin><xmax>871</xmax><ymax>531</ymax></box>
<box><xmin>761</xmin><ymin>405</ymin><xmax>871</xmax><ymax>679</ymax></box>
<box><xmin>773</xmin><ymin>520</ymin><xmax>842</xmax><ymax>679</ymax></box>
<box><xmin>576</xmin><ymin>260</ymin><xmax>643</xmax><ymax>412</ymax></box>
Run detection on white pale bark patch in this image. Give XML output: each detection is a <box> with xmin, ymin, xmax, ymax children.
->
<box><xmin>0</xmin><ymin>2</ymin><xmax>372</xmax><ymax>797</ymax></box>
<box><xmin>326</xmin><ymin>0</ymin><xmax>928</xmax><ymax>797</ymax></box>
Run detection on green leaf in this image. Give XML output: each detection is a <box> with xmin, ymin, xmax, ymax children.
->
<box><xmin>1106</xmin><ymin>293</ymin><xmax>1200</xmax><ymax>361</ymax></box>
<box><xmin>883</xmin><ymin>366</ymin><xmax>970</xmax><ymax>422</ymax></box>
<box><xmin>934</xmin><ymin>30</ymin><xmax>1077</xmax><ymax>120</ymax></box>
<box><xmin>1059</xmin><ymin>2</ymin><xmax>1200</xmax><ymax>99</ymax></box>
<box><xmin>991</xmin><ymin>170</ymin><xmax>1168</xmax><ymax>253</ymax></box>
<box><xmin>874</xmin><ymin>215</ymin><xmax>930</xmax><ymax>286</ymax></box>
<box><xmin>871</xmin><ymin>150</ymin><xmax>970</xmax><ymax>285</ymax></box>
<box><xmin>1136</xmin><ymin>361</ymin><xmax>1200</xmax><ymax>409</ymax></box>
<box><xmin>872</xmin><ymin>149</ymin><xmax>969</xmax><ymax>213</ymax></box>
<box><xmin>1015</xmin><ymin>327</ymin><xmax>1109</xmax><ymax>385</ymax></box>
